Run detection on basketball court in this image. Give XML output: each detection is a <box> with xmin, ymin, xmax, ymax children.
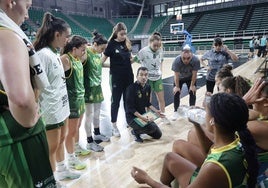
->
<box><xmin>64</xmin><ymin>55</ymin><xmax>266</xmax><ymax>188</ymax></box>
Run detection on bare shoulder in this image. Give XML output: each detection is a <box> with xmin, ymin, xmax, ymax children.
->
<box><xmin>60</xmin><ymin>54</ymin><xmax>71</xmax><ymax>71</ymax></box>
<box><xmin>0</xmin><ymin>30</ymin><xmax>28</xmax><ymax>67</ymax></box>
<box><xmin>60</xmin><ymin>54</ymin><xmax>70</xmax><ymax>64</ymax></box>
<box><xmin>248</xmin><ymin>120</ymin><xmax>266</xmax><ymax>126</ymax></box>
<box><xmin>0</xmin><ymin>30</ymin><xmax>26</xmax><ymax>53</ymax></box>
<box><xmin>248</xmin><ymin>120</ymin><xmax>268</xmax><ymax>137</ymax></box>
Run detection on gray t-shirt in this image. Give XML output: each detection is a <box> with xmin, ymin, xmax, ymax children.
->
<box><xmin>171</xmin><ymin>55</ymin><xmax>200</xmax><ymax>80</ymax></box>
<box><xmin>202</xmin><ymin>49</ymin><xmax>231</xmax><ymax>81</ymax></box>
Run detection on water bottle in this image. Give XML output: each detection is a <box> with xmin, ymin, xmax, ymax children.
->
<box><xmin>177</xmin><ymin>105</ymin><xmax>190</xmax><ymax>118</ymax></box>
<box><xmin>177</xmin><ymin>105</ymin><xmax>206</xmax><ymax>125</ymax></box>
<box><xmin>187</xmin><ymin>107</ymin><xmax>206</xmax><ymax>125</ymax></box>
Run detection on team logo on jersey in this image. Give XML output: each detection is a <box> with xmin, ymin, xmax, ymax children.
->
<box><xmin>35</xmin><ymin>181</ymin><xmax>43</xmax><ymax>187</ymax></box>
<box><xmin>137</xmin><ymin>91</ymin><xmax>142</xmax><ymax>98</ymax></box>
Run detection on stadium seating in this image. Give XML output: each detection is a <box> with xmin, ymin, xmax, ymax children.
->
<box><xmin>112</xmin><ymin>17</ymin><xmax>148</xmax><ymax>35</ymax></box>
<box><xmin>247</xmin><ymin>3</ymin><xmax>268</xmax><ymax>31</ymax></box>
<box><xmin>70</xmin><ymin>15</ymin><xmax>113</xmax><ymax>38</ymax></box>
<box><xmin>148</xmin><ymin>16</ymin><xmax>168</xmax><ymax>34</ymax></box>
<box><xmin>50</xmin><ymin>10</ymin><xmax>90</xmax><ymax>40</ymax></box>
<box><xmin>28</xmin><ymin>9</ymin><xmax>91</xmax><ymax>40</ymax></box>
<box><xmin>26</xmin><ymin>2</ymin><xmax>268</xmax><ymax>52</ymax></box>
<box><xmin>191</xmin><ymin>7</ymin><xmax>246</xmax><ymax>35</ymax></box>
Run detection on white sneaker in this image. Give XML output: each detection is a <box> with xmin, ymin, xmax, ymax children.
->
<box><xmin>75</xmin><ymin>145</ymin><xmax>91</xmax><ymax>156</ymax></box>
<box><xmin>161</xmin><ymin>117</ymin><xmax>171</xmax><ymax>125</ymax></box>
<box><xmin>87</xmin><ymin>142</ymin><xmax>104</xmax><ymax>152</ymax></box>
<box><xmin>171</xmin><ymin>112</ymin><xmax>179</xmax><ymax>121</ymax></box>
<box><xmin>68</xmin><ymin>156</ymin><xmax>87</xmax><ymax>170</ymax></box>
<box><xmin>55</xmin><ymin>169</ymin><xmax>81</xmax><ymax>181</ymax></box>
<box><xmin>112</xmin><ymin>127</ymin><xmax>120</xmax><ymax>137</ymax></box>
<box><xmin>94</xmin><ymin>134</ymin><xmax>110</xmax><ymax>142</ymax></box>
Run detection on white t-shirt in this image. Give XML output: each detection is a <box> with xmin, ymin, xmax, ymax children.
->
<box><xmin>137</xmin><ymin>46</ymin><xmax>163</xmax><ymax>81</ymax></box>
<box><xmin>37</xmin><ymin>47</ymin><xmax>70</xmax><ymax>125</ymax></box>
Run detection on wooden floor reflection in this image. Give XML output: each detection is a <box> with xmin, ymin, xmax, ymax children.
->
<box><xmin>63</xmin><ymin>57</ymin><xmax>264</xmax><ymax>188</ymax></box>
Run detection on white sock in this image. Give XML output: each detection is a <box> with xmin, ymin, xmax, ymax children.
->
<box><xmin>56</xmin><ymin>160</ymin><xmax>66</xmax><ymax>172</ymax></box>
<box><xmin>75</xmin><ymin>142</ymin><xmax>79</xmax><ymax>148</ymax></box>
<box><xmin>112</xmin><ymin>122</ymin><xmax>117</xmax><ymax>128</ymax></box>
<box><xmin>67</xmin><ymin>153</ymin><xmax>75</xmax><ymax>159</ymax></box>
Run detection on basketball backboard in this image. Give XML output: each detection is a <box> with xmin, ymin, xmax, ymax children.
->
<box><xmin>170</xmin><ymin>23</ymin><xmax>184</xmax><ymax>34</ymax></box>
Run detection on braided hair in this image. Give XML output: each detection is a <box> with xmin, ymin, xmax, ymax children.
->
<box><xmin>221</xmin><ymin>76</ymin><xmax>251</xmax><ymax>97</ymax></box>
<box><xmin>209</xmin><ymin>93</ymin><xmax>258</xmax><ymax>188</ymax></box>
<box><xmin>215</xmin><ymin>64</ymin><xmax>233</xmax><ymax>81</ymax></box>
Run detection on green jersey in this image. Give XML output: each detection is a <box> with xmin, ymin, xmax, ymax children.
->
<box><xmin>84</xmin><ymin>47</ymin><xmax>102</xmax><ymax>88</ymax></box>
<box><xmin>191</xmin><ymin>138</ymin><xmax>248</xmax><ymax>188</ymax></box>
<box><xmin>258</xmin><ymin>151</ymin><xmax>268</xmax><ymax>163</ymax></box>
<box><xmin>84</xmin><ymin>47</ymin><xmax>104</xmax><ymax>103</ymax></box>
<box><xmin>65</xmin><ymin>53</ymin><xmax>85</xmax><ymax>100</ymax></box>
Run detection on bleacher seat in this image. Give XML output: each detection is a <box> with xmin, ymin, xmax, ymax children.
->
<box><xmin>70</xmin><ymin>15</ymin><xmax>113</xmax><ymax>39</ymax></box>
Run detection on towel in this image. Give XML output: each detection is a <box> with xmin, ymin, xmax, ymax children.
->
<box><xmin>0</xmin><ymin>8</ymin><xmax>49</xmax><ymax>90</ymax></box>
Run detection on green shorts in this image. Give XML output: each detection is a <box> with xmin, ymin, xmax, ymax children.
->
<box><xmin>69</xmin><ymin>97</ymin><xmax>85</xmax><ymax>118</ymax></box>
<box><xmin>148</xmin><ymin>78</ymin><xmax>164</xmax><ymax>92</ymax></box>
<box><xmin>0</xmin><ymin>130</ymin><xmax>55</xmax><ymax>188</ymax></box>
<box><xmin>85</xmin><ymin>85</ymin><xmax>104</xmax><ymax>103</ymax></box>
<box><xmin>46</xmin><ymin>121</ymin><xmax>65</xmax><ymax>131</ymax></box>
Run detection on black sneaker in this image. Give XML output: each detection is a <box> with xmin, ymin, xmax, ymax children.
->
<box><xmin>131</xmin><ymin>130</ymin><xmax>143</xmax><ymax>143</ymax></box>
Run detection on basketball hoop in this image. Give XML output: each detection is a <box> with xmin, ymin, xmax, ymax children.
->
<box><xmin>173</xmin><ymin>30</ymin><xmax>177</xmax><ymax>35</ymax></box>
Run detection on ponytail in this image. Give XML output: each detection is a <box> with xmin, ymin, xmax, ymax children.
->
<box><xmin>238</xmin><ymin>128</ymin><xmax>258</xmax><ymax>188</ymax></box>
<box><xmin>34</xmin><ymin>12</ymin><xmax>69</xmax><ymax>51</ymax></box>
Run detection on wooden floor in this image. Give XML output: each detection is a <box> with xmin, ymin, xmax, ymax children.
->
<box><xmin>63</xmin><ymin>56</ymin><xmax>266</xmax><ymax>188</ymax></box>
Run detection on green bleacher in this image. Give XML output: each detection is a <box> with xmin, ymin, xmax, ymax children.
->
<box><xmin>148</xmin><ymin>16</ymin><xmax>168</xmax><ymax>34</ymax></box>
<box><xmin>191</xmin><ymin>7</ymin><xmax>246</xmax><ymax>35</ymax></box>
<box><xmin>26</xmin><ymin>3</ymin><xmax>268</xmax><ymax>52</ymax></box>
<box><xmin>247</xmin><ymin>3</ymin><xmax>268</xmax><ymax>31</ymax></box>
<box><xmin>70</xmin><ymin>15</ymin><xmax>113</xmax><ymax>39</ymax></box>
<box><xmin>132</xmin><ymin>18</ymin><xmax>147</xmax><ymax>35</ymax></box>
<box><xmin>28</xmin><ymin>9</ymin><xmax>91</xmax><ymax>40</ymax></box>
<box><xmin>113</xmin><ymin>18</ymin><xmax>136</xmax><ymax>33</ymax></box>
<box><xmin>50</xmin><ymin>10</ymin><xmax>90</xmax><ymax>40</ymax></box>
<box><xmin>28</xmin><ymin>8</ymin><xmax>44</xmax><ymax>24</ymax></box>
<box><xmin>112</xmin><ymin>17</ymin><xmax>149</xmax><ymax>34</ymax></box>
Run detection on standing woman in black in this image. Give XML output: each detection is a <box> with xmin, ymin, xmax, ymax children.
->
<box><xmin>102</xmin><ymin>22</ymin><xmax>134</xmax><ymax>137</ymax></box>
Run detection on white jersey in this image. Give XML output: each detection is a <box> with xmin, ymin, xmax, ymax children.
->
<box><xmin>37</xmin><ymin>47</ymin><xmax>70</xmax><ymax>125</ymax></box>
<box><xmin>137</xmin><ymin>46</ymin><xmax>163</xmax><ymax>81</ymax></box>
